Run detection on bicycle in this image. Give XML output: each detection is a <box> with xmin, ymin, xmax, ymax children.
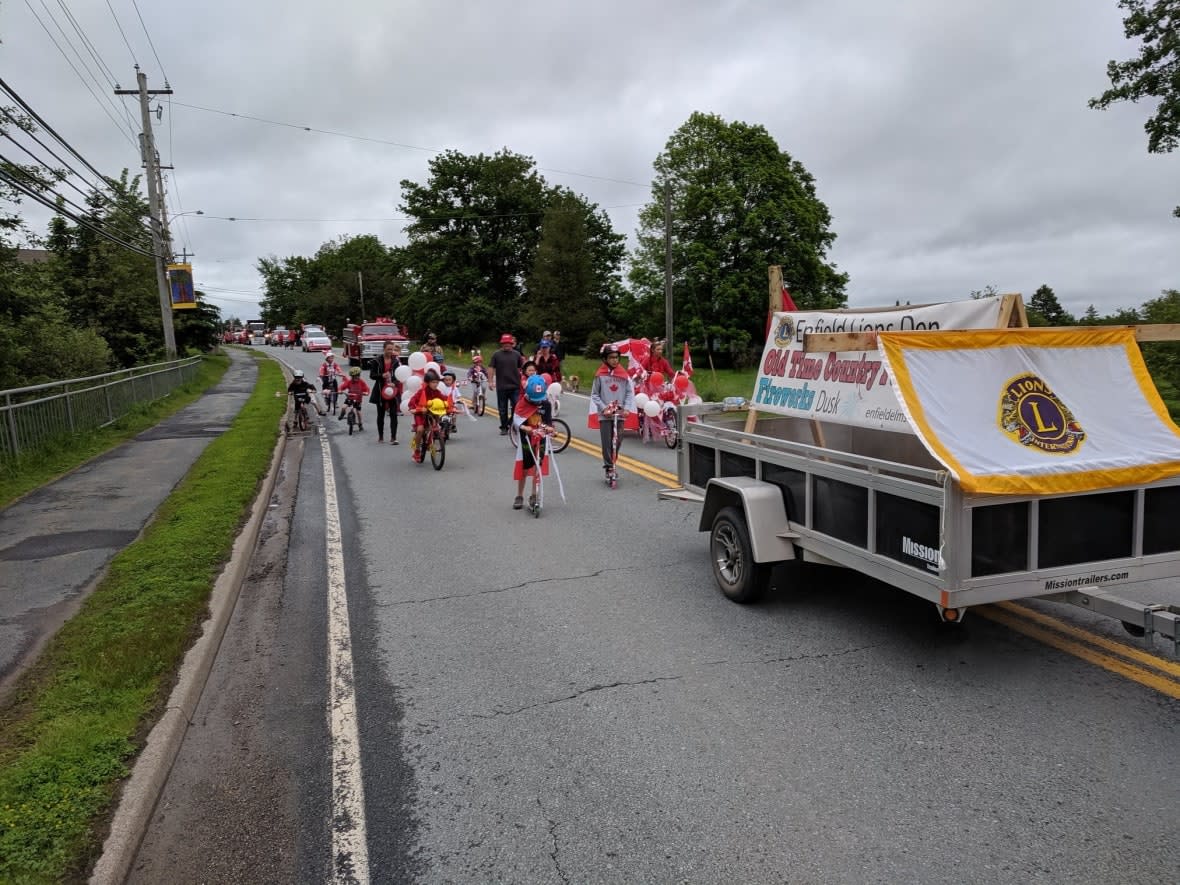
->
<box><xmin>415</xmin><ymin>404</ymin><xmax>447</xmax><ymax>470</ymax></box>
<box><xmin>341</xmin><ymin>397</ymin><xmax>364</xmax><ymax>435</ymax></box>
<box><xmin>468</xmin><ymin>373</ymin><xmax>488</xmax><ymax>416</ymax></box>
<box><xmin>645</xmin><ymin>399</ymin><xmax>679</xmax><ymax>448</ymax></box>
<box><xmin>508</xmin><ymin>415</ymin><xmax>570</xmax><ymax>454</ymax></box>
<box><xmin>291</xmin><ymin>392</ymin><xmax>313</xmax><ymax>433</ymax></box>
<box><xmin>322</xmin><ymin>376</ymin><xmax>340</xmax><ymax>416</ymax></box>
<box><xmin>521</xmin><ymin>425</ymin><xmax>556</xmax><ymax>518</ymax></box>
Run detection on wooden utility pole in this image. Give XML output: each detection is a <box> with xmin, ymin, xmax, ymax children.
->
<box><xmin>664</xmin><ymin>184</ymin><xmax>673</xmax><ymax>348</ymax></box>
<box><xmin>116</xmin><ymin>69</ymin><xmax>175</xmax><ymax>356</ymax></box>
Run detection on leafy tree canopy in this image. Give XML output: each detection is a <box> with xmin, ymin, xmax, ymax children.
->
<box><xmin>1090</xmin><ymin>0</ymin><xmax>1180</xmax><ymax>216</ymax></box>
<box><xmin>629</xmin><ymin>111</ymin><xmax>848</xmax><ymax>358</ymax></box>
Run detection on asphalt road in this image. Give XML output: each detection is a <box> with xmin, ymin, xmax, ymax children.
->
<box><xmin>129</xmin><ymin>347</ymin><xmax>1179</xmax><ymax>884</ymax></box>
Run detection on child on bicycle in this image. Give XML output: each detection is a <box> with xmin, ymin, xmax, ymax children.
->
<box><xmin>287</xmin><ymin>370</ymin><xmax>324</xmax><ymax>415</ymax></box>
<box><xmin>319</xmin><ymin>353</ymin><xmax>344</xmax><ymax>415</ymax></box>
<box><xmin>407</xmin><ymin>370</ymin><xmax>450</xmax><ymax>462</ymax></box>
<box><xmin>589</xmin><ymin>343</ymin><xmax>636</xmax><ymax>482</ymax></box>
<box><xmin>441</xmin><ymin>371</ymin><xmax>467</xmax><ymax>433</ymax></box>
<box><xmin>338</xmin><ymin>366</ymin><xmax>370</xmax><ymax>431</ymax></box>
<box><xmin>512</xmin><ymin>374</ymin><xmax>554</xmax><ymax>510</ymax></box>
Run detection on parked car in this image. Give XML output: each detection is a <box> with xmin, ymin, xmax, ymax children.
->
<box><xmin>270</xmin><ymin>327</ymin><xmax>292</xmax><ymax>347</ymax></box>
<box><xmin>303</xmin><ymin>331</ymin><xmax>333</xmax><ymax>353</ymax></box>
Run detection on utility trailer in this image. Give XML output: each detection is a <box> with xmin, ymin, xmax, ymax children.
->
<box><xmin>661</xmin><ymin>297</ymin><xmax>1180</xmax><ymax>656</ymax></box>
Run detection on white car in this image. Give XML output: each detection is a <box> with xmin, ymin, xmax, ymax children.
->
<box><xmin>303</xmin><ymin>332</ymin><xmax>333</xmax><ymax>353</ymax></box>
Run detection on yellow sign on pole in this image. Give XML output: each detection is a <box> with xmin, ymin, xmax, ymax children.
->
<box><xmin>167</xmin><ymin>263</ymin><xmax>196</xmax><ymax>310</ymax></box>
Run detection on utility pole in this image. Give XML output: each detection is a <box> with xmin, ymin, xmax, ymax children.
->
<box><xmin>663</xmin><ymin>184</ymin><xmax>673</xmax><ymax>349</ymax></box>
<box><xmin>116</xmin><ymin>68</ymin><xmax>175</xmax><ymax>357</ymax></box>
<box><xmin>357</xmin><ymin>271</ymin><xmax>366</xmax><ymax>322</ymax></box>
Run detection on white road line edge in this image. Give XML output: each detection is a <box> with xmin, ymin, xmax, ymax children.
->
<box><xmin>320</xmin><ymin>429</ymin><xmax>370</xmax><ymax>884</ymax></box>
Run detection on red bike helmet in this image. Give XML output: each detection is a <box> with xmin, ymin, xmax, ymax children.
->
<box><xmin>500</xmin><ymin>333</ymin><xmax>514</xmax><ymax>345</ymax></box>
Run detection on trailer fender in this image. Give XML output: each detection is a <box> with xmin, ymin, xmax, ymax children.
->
<box><xmin>700</xmin><ymin>477</ymin><xmax>796</xmax><ymax>564</ymax></box>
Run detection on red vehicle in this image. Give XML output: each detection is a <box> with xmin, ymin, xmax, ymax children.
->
<box><xmin>270</xmin><ymin>327</ymin><xmax>293</xmax><ymax>347</ymax></box>
<box><xmin>342</xmin><ymin>317</ymin><xmax>415</xmax><ymax>369</ymax></box>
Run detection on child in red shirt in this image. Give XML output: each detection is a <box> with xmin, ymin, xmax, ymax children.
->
<box><xmin>338</xmin><ymin>367</ymin><xmax>371</xmax><ymax>430</ymax></box>
<box><xmin>407</xmin><ymin>371</ymin><xmax>452</xmax><ymax>462</ymax></box>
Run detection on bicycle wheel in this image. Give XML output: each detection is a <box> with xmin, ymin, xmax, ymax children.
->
<box><xmin>662</xmin><ymin>412</ymin><xmax>678</xmax><ymax>448</ymax></box>
<box><xmin>430</xmin><ymin>429</ymin><xmax>446</xmax><ymax>470</ymax></box>
<box><xmin>296</xmin><ymin>405</ymin><xmax>308</xmax><ymax>433</ymax></box>
<box><xmin>507</xmin><ymin>424</ymin><xmax>519</xmax><ymax>448</ymax></box>
<box><xmin>475</xmin><ymin>392</ymin><xmax>485</xmax><ymax>417</ymax></box>
<box><xmin>347</xmin><ymin>409</ymin><xmax>355</xmax><ymax>435</ymax></box>
<box><xmin>550</xmin><ymin>418</ymin><xmax>571</xmax><ymax>454</ymax></box>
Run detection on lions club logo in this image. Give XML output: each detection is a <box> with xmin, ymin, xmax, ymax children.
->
<box><xmin>773</xmin><ymin>316</ymin><xmax>796</xmax><ymax>347</ymax></box>
<box><xmin>998</xmin><ymin>373</ymin><xmax>1084</xmax><ymax>454</ymax></box>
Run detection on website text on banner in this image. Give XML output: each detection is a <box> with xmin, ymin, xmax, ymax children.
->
<box><xmin>751</xmin><ymin>295</ymin><xmax>1010</xmax><ymax>433</ymax></box>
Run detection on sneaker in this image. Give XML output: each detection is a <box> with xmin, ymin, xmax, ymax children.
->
<box><xmin>377</xmin><ymin>437</ymin><xmax>384</xmax><ymax>443</ymax></box>
<box><xmin>500</xmin><ymin>428</ymin><xmax>509</xmax><ymax>436</ymax></box>
<box><xmin>412</xmin><ymin>452</ymin><xmax>423</xmax><ymax>463</ymax></box>
<box><xmin>512</xmin><ymin>496</ymin><xmax>523</xmax><ymax>510</ymax></box>
<box><xmin>391</xmin><ymin>439</ymin><xmax>399</xmax><ymax>445</ymax></box>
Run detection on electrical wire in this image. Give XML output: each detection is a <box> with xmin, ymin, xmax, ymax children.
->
<box><xmin>55</xmin><ymin>0</ymin><xmax>119</xmax><ymax>84</ymax></box>
<box><xmin>170</xmin><ymin>100</ymin><xmax>650</xmax><ymax>189</ymax></box>
<box><xmin>21</xmin><ymin>0</ymin><xmax>139</xmax><ymax>148</ymax></box>
<box><xmin>0</xmin><ymin>76</ymin><xmax>118</xmax><ymax>185</ymax></box>
<box><xmin>130</xmin><ymin>0</ymin><xmax>168</xmax><ymax>84</ymax></box>
<box><xmin>0</xmin><ymin>166</ymin><xmax>160</xmax><ymax>259</ymax></box>
<box><xmin>104</xmin><ymin>0</ymin><xmax>138</xmax><ymax>67</ymax></box>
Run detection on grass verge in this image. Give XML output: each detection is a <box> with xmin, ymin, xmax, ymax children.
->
<box><xmin>0</xmin><ymin>354</ymin><xmax>232</xmax><ymax>510</ymax></box>
<box><xmin>0</xmin><ymin>354</ymin><xmax>285</xmax><ymax>884</ymax></box>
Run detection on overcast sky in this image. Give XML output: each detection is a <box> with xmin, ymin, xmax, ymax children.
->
<box><xmin>4</xmin><ymin>0</ymin><xmax>1177</xmax><ymax>323</ymax></box>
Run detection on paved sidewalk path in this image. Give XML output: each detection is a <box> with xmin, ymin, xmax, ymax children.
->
<box><xmin>0</xmin><ymin>349</ymin><xmax>258</xmax><ymax>692</ymax></box>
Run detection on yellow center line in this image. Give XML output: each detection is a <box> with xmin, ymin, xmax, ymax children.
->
<box><xmin>978</xmin><ymin>605</ymin><xmax>1180</xmax><ymax>699</ymax></box>
<box><xmin>994</xmin><ymin>600</ymin><xmax>1180</xmax><ymax>679</ymax></box>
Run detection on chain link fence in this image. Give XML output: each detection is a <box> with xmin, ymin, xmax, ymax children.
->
<box><xmin>0</xmin><ymin>357</ymin><xmax>203</xmax><ymax>459</ymax></box>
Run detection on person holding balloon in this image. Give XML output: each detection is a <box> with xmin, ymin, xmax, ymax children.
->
<box><xmin>643</xmin><ymin>339</ymin><xmax>674</xmax><ymax>390</ymax></box>
<box><xmin>369</xmin><ymin>341</ymin><xmax>404</xmax><ymax>445</ymax></box>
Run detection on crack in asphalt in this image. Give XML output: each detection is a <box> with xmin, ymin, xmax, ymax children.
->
<box><xmin>537</xmin><ymin>795</ymin><xmax>570</xmax><ymax>885</ymax></box>
<box><xmin>371</xmin><ymin>564</ymin><xmax>674</xmax><ymax>606</ymax></box>
<box><xmin>469</xmin><ymin>675</ymin><xmax>685</xmax><ymax>719</ymax></box>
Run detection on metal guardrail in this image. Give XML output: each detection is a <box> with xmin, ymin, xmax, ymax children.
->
<box><xmin>0</xmin><ymin>357</ymin><xmax>203</xmax><ymax>459</ymax></box>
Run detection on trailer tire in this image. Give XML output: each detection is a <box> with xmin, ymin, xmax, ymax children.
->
<box><xmin>710</xmin><ymin>506</ymin><xmax>770</xmax><ymax>604</ymax></box>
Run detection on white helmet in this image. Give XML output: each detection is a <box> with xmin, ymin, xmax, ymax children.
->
<box><xmin>293</xmin><ymin>369</ymin><xmax>305</xmax><ymax>378</ymax></box>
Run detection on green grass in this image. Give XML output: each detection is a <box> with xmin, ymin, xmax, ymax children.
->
<box><xmin>0</xmin><ymin>354</ymin><xmax>232</xmax><ymax>510</ymax></box>
<box><xmin>0</xmin><ymin>355</ymin><xmax>285</xmax><ymax>884</ymax></box>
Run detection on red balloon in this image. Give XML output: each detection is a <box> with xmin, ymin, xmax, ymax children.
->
<box><xmin>673</xmin><ymin>374</ymin><xmax>690</xmax><ymax>392</ymax></box>
<box><xmin>649</xmin><ymin>371</ymin><xmax>665</xmax><ymax>387</ymax></box>
<box><xmin>542</xmin><ymin>373</ymin><xmax>553</xmax><ymax>385</ymax></box>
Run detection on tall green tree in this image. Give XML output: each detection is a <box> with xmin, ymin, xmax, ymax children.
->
<box><xmin>1028</xmin><ymin>283</ymin><xmax>1075</xmax><ymax>326</ymax></box>
<box><xmin>629</xmin><ymin>112</ymin><xmax>848</xmax><ymax>359</ymax></box>
<box><xmin>398</xmin><ymin>149</ymin><xmax>550</xmax><ymax>338</ymax></box>
<box><xmin>521</xmin><ymin>188</ymin><xmax>625</xmax><ymax>350</ymax></box>
<box><xmin>1089</xmin><ymin>0</ymin><xmax>1180</xmax><ymax>217</ymax></box>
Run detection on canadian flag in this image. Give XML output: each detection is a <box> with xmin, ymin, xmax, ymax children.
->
<box><xmin>681</xmin><ymin>341</ymin><xmax>693</xmax><ymax>376</ymax></box>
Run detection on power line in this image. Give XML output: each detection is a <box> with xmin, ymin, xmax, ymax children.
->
<box><xmin>170</xmin><ymin>100</ymin><xmax>650</xmax><ymax>189</ymax></box>
<box><xmin>104</xmin><ymin>0</ymin><xmax>138</xmax><ymax>67</ymax></box>
<box><xmin>194</xmin><ymin>202</ymin><xmax>645</xmax><ymax>224</ymax></box>
<box><xmin>0</xmin><ymin>165</ymin><xmax>160</xmax><ymax>258</ymax></box>
<box><xmin>21</xmin><ymin>0</ymin><xmax>138</xmax><ymax>148</ymax></box>
<box><xmin>0</xmin><ymin>76</ymin><xmax>118</xmax><ymax>185</ymax></box>
<box><xmin>130</xmin><ymin>0</ymin><xmax>168</xmax><ymax>84</ymax></box>
<box><xmin>55</xmin><ymin>0</ymin><xmax>119</xmax><ymax>83</ymax></box>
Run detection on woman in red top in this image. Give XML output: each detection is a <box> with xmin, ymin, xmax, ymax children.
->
<box><xmin>369</xmin><ymin>341</ymin><xmax>403</xmax><ymax>444</ymax></box>
<box><xmin>644</xmin><ymin>339</ymin><xmax>674</xmax><ymax>382</ymax></box>
<box><xmin>532</xmin><ymin>339</ymin><xmax>561</xmax><ymax>383</ymax></box>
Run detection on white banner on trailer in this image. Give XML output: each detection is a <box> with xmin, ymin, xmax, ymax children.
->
<box><xmin>750</xmin><ymin>296</ymin><xmax>1008</xmax><ymax>432</ymax></box>
<box><xmin>878</xmin><ymin>327</ymin><xmax>1180</xmax><ymax>495</ymax></box>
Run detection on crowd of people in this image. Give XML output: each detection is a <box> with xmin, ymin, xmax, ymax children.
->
<box><xmin>293</xmin><ymin>327</ymin><xmax>695</xmax><ymax>509</ymax></box>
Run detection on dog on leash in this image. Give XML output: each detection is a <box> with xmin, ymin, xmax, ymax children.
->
<box><xmin>562</xmin><ymin>375</ymin><xmax>580</xmax><ymax>394</ymax></box>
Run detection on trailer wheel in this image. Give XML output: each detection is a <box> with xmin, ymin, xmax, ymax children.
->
<box><xmin>710</xmin><ymin>506</ymin><xmax>770</xmax><ymax>603</ymax></box>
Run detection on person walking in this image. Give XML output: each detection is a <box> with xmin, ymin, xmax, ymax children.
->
<box><xmin>589</xmin><ymin>343</ymin><xmax>636</xmax><ymax>483</ymax></box>
<box><xmin>533</xmin><ymin>339</ymin><xmax>561</xmax><ymax>384</ymax></box>
<box><xmin>369</xmin><ymin>341</ymin><xmax>403</xmax><ymax>444</ymax></box>
<box><xmin>488</xmin><ymin>333</ymin><xmax>524</xmax><ymax>435</ymax></box>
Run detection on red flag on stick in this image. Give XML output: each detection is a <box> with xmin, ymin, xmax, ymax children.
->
<box><xmin>780</xmin><ymin>281</ymin><xmax>797</xmax><ymax>312</ymax></box>
<box><xmin>766</xmin><ymin>280</ymin><xmax>800</xmax><ymax>337</ymax></box>
<box><xmin>682</xmin><ymin>341</ymin><xmax>693</xmax><ymax>376</ymax></box>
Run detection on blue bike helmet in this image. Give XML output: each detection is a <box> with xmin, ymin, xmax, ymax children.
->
<box><xmin>525</xmin><ymin>374</ymin><xmax>548</xmax><ymax>403</ymax></box>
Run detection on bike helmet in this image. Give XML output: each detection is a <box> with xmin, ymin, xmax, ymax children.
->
<box><xmin>293</xmin><ymin>369</ymin><xmax>305</xmax><ymax>378</ymax></box>
<box><xmin>424</xmin><ymin>370</ymin><xmax>440</xmax><ymax>382</ymax></box>
<box><xmin>601</xmin><ymin>343</ymin><xmax>621</xmax><ymax>360</ymax></box>
<box><xmin>499</xmin><ymin>333</ymin><xmax>514</xmax><ymax>345</ymax></box>
<box><xmin>349</xmin><ymin>366</ymin><xmax>361</xmax><ymax>377</ymax></box>
<box><xmin>442</xmin><ymin>371</ymin><xmax>456</xmax><ymax>382</ymax></box>
<box><xmin>525</xmin><ymin>375</ymin><xmax>548</xmax><ymax>403</ymax></box>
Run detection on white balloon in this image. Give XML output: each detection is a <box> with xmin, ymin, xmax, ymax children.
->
<box><xmin>644</xmin><ymin>399</ymin><xmax>661</xmax><ymax>417</ymax></box>
<box><xmin>547</xmin><ymin>382</ymin><xmax>562</xmax><ymax>399</ymax></box>
<box><xmin>425</xmin><ymin>361</ymin><xmax>440</xmax><ymax>376</ymax></box>
<box><xmin>407</xmin><ymin>351</ymin><xmax>427</xmax><ymax>371</ymax></box>
<box><xmin>438</xmin><ymin>383</ymin><xmax>451</xmax><ymax>396</ymax></box>
<box><xmin>394</xmin><ymin>364</ymin><xmax>411</xmax><ymax>382</ymax></box>
<box><xmin>404</xmin><ymin>374</ymin><xmax>423</xmax><ymax>392</ymax></box>
<box><xmin>634</xmin><ymin>392</ymin><xmax>650</xmax><ymax>410</ymax></box>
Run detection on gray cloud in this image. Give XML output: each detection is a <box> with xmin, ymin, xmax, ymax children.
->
<box><xmin>5</xmin><ymin>0</ymin><xmax>1176</xmax><ymax>322</ymax></box>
